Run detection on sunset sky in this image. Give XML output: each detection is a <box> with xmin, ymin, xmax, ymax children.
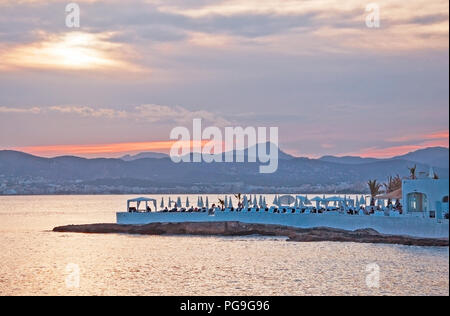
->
<box><xmin>0</xmin><ymin>0</ymin><xmax>448</xmax><ymax>158</ymax></box>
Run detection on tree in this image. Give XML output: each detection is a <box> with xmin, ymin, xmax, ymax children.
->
<box><xmin>234</xmin><ymin>193</ymin><xmax>242</xmax><ymax>206</ymax></box>
<box><xmin>368</xmin><ymin>180</ymin><xmax>382</xmax><ymax>206</ymax></box>
<box><xmin>383</xmin><ymin>175</ymin><xmax>401</xmax><ymax>206</ymax></box>
<box><xmin>383</xmin><ymin>175</ymin><xmax>402</xmax><ymax>192</ymax></box>
<box><xmin>217</xmin><ymin>198</ymin><xmax>225</xmax><ymax>210</ymax></box>
<box><xmin>408</xmin><ymin>165</ymin><xmax>417</xmax><ymax>180</ymax></box>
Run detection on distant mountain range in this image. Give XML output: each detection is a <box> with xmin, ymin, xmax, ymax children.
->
<box><xmin>319</xmin><ymin>147</ymin><xmax>449</xmax><ymax>169</ymax></box>
<box><xmin>120</xmin><ymin>142</ymin><xmax>295</xmax><ymax>162</ymax></box>
<box><xmin>121</xmin><ymin>152</ymin><xmax>169</xmax><ymax>161</ymax></box>
<box><xmin>0</xmin><ymin>146</ymin><xmax>448</xmax><ymax>195</ymax></box>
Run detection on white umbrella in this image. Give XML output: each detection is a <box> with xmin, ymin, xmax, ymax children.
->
<box><xmin>228</xmin><ymin>196</ymin><xmax>233</xmax><ymax>208</ymax></box>
<box><xmin>200</xmin><ymin>196</ymin><xmax>204</xmax><ymax>208</ymax></box>
<box><xmin>323</xmin><ymin>196</ymin><xmax>329</xmax><ymax>209</ymax></box>
<box><xmin>272</xmin><ymin>195</ymin><xmax>278</xmax><ymax>205</ymax></box>
<box><xmin>186</xmin><ymin>197</ymin><xmax>190</xmax><ymax>207</ymax></box>
<box><xmin>253</xmin><ymin>196</ymin><xmax>258</xmax><ymax>207</ymax></box>
<box><xmin>259</xmin><ymin>195</ymin><xmax>263</xmax><ymax>207</ymax></box>
<box><xmin>305</xmin><ymin>195</ymin><xmax>311</xmax><ymax>204</ymax></box>
<box><xmin>243</xmin><ymin>196</ymin><xmax>249</xmax><ymax>208</ymax></box>
<box><xmin>177</xmin><ymin>197</ymin><xmax>182</xmax><ymax>207</ymax></box>
<box><xmin>360</xmin><ymin>196</ymin><xmax>366</xmax><ymax>205</ymax></box>
<box><xmin>350</xmin><ymin>198</ymin><xmax>355</xmax><ymax>207</ymax></box>
<box><xmin>310</xmin><ymin>196</ymin><xmax>321</xmax><ymax>209</ymax></box>
<box><xmin>160</xmin><ymin>197</ymin><xmax>165</xmax><ymax>208</ymax></box>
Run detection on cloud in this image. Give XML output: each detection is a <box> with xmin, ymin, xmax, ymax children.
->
<box><xmin>0</xmin><ymin>106</ymin><xmax>41</xmax><ymax>114</ymax></box>
<box><xmin>1</xmin><ymin>0</ymin><xmax>448</xmax><ymax>53</ymax></box>
<box><xmin>134</xmin><ymin>104</ymin><xmax>231</xmax><ymax>126</ymax></box>
<box><xmin>387</xmin><ymin>130</ymin><xmax>449</xmax><ymax>143</ymax></box>
<box><xmin>13</xmin><ymin>140</ymin><xmax>184</xmax><ymax>157</ymax></box>
<box><xmin>2</xmin><ymin>103</ymin><xmax>231</xmax><ymax>126</ymax></box>
<box><xmin>352</xmin><ymin>141</ymin><xmax>449</xmax><ymax>158</ymax></box>
<box><xmin>49</xmin><ymin>105</ymin><xmax>128</xmax><ymax>118</ymax></box>
<box><xmin>0</xmin><ymin>0</ymin><xmax>448</xmax><ymax>159</ymax></box>
<box><xmin>345</xmin><ymin>130</ymin><xmax>449</xmax><ymax>158</ymax></box>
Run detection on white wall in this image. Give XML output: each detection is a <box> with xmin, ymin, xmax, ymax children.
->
<box><xmin>402</xmin><ymin>179</ymin><xmax>449</xmax><ymax>217</ymax></box>
<box><xmin>116</xmin><ymin>211</ymin><xmax>449</xmax><ymax>238</ymax></box>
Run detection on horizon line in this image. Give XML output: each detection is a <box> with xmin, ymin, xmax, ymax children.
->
<box><xmin>2</xmin><ymin>141</ymin><xmax>448</xmax><ymax>160</ymax></box>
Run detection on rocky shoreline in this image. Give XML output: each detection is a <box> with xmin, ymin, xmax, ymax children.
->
<box><xmin>52</xmin><ymin>221</ymin><xmax>449</xmax><ymax>247</ymax></box>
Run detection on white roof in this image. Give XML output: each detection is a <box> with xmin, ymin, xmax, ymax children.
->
<box><xmin>127</xmin><ymin>197</ymin><xmax>157</xmax><ymax>203</ymax></box>
<box><xmin>325</xmin><ymin>196</ymin><xmax>344</xmax><ymax>202</ymax></box>
<box><xmin>296</xmin><ymin>195</ymin><xmax>311</xmax><ymax>202</ymax></box>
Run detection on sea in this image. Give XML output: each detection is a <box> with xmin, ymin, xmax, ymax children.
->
<box><xmin>0</xmin><ymin>195</ymin><xmax>448</xmax><ymax>296</ymax></box>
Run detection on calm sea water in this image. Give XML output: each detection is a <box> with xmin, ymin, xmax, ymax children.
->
<box><xmin>0</xmin><ymin>195</ymin><xmax>448</xmax><ymax>296</ymax></box>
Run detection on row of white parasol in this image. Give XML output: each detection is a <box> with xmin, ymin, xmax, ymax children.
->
<box><xmin>157</xmin><ymin>194</ymin><xmax>373</xmax><ymax>209</ymax></box>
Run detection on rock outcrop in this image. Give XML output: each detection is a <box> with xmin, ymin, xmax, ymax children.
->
<box><xmin>53</xmin><ymin>221</ymin><xmax>449</xmax><ymax>247</ymax></box>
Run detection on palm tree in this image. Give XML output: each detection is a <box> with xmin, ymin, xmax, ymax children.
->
<box><xmin>383</xmin><ymin>176</ymin><xmax>393</xmax><ymax>193</ymax></box>
<box><xmin>368</xmin><ymin>180</ymin><xmax>382</xmax><ymax>206</ymax></box>
<box><xmin>217</xmin><ymin>198</ymin><xmax>225</xmax><ymax>210</ymax></box>
<box><xmin>383</xmin><ymin>175</ymin><xmax>402</xmax><ymax>192</ymax></box>
<box><xmin>385</xmin><ymin>175</ymin><xmax>402</xmax><ymax>206</ymax></box>
<box><xmin>408</xmin><ymin>165</ymin><xmax>417</xmax><ymax>180</ymax></box>
<box><xmin>234</xmin><ymin>193</ymin><xmax>243</xmax><ymax>208</ymax></box>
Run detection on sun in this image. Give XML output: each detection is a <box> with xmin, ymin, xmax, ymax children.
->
<box><xmin>46</xmin><ymin>33</ymin><xmax>116</xmax><ymax>68</ymax></box>
<box><xmin>2</xmin><ymin>32</ymin><xmax>128</xmax><ymax>70</ymax></box>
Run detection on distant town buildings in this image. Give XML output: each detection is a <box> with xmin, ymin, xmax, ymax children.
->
<box><xmin>0</xmin><ymin>174</ymin><xmax>368</xmax><ymax>195</ymax></box>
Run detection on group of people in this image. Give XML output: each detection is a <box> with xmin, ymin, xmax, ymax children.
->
<box><xmin>128</xmin><ymin>206</ymin><xmax>153</xmax><ymax>213</ymax></box>
<box><xmin>130</xmin><ymin>203</ymin><xmax>405</xmax><ymax>216</ymax></box>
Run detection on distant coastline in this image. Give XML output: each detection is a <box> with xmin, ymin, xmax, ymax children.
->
<box><xmin>1</xmin><ymin>147</ymin><xmax>448</xmax><ymax>195</ymax></box>
<box><xmin>0</xmin><ymin>190</ymin><xmax>370</xmax><ymax>197</ymax></box>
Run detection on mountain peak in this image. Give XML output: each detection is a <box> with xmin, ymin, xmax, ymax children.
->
<box><xmin>392</xmin><ymin>146</ymin><xmax>449</xmax><ymax>168</ymax></box>
<box><xmin>120</xmin><ymin>152</ymin><xmax>169</xmax><ymax>161</ymax></box>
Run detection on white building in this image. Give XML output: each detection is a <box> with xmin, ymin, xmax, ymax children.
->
<box><xmin>402</xmin><ymin>178</ymin><xmax>449</xmax><ymax>219</ymax></box>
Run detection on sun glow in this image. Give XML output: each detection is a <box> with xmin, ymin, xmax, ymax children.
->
<box><xmin>1</xmin><ymin>32</ymin><xmax>130</xmax><ymax>70</ymax></box>
<box><xmin>12</xmin><ymin>140</ymin><xmax>212</xmax><ymax>158</ymax></box>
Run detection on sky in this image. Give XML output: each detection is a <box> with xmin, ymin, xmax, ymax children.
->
<box><xmin>0</xmin><ymin>0</ymin><xmax>448</xmax><ymax>158</ymax></box>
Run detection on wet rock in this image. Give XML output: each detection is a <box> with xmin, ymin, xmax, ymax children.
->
<box><xmin>53</xmin><ymin>222</ymin><xmax>449</xmax><ymax>247</ymax></box>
